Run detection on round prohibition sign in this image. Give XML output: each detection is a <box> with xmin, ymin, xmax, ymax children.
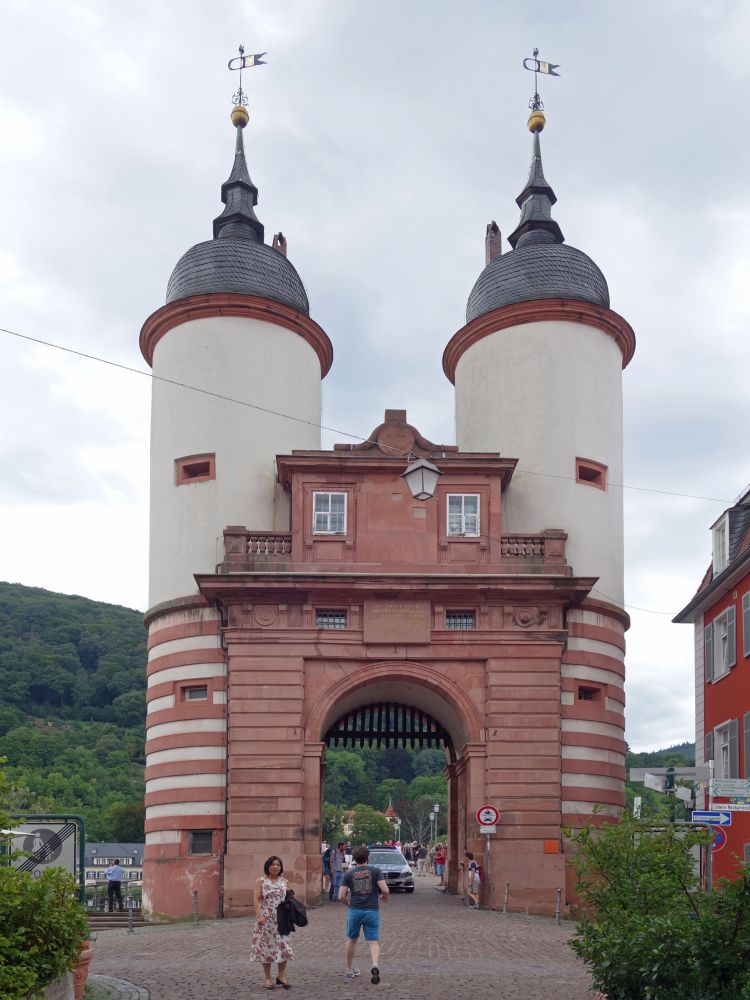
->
<box><xmin>710</xmin><ymin>826</ymin><xmax>727</xmax><ymax>852</ymax></box>
<box><xmin>476</xmin><ymin>805</ymin><xmax>500</xmax><ymax>826</ymax></box>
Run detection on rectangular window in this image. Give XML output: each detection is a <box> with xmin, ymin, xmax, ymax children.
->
<box><xmin>175</xmin><ymin>453</ymin><xmax>216</xmax><ymax>485</ymax></box>
<box><xmin>714</xmin><ymin>720</ymin><xmax>739</xmax><ymax>779</ymax></box>
<box><xmin>576</xmin><ymin>457</ymin><xmax>607</xmax><ymax>491</ymax></box>
<box><xmin>313</xmin><ymin>492</ymin><xmax>347</xmax><ymax>534</ymax></box>
<box><xmin>188</xmin><ymin>830</ymin><xmax>213</xmax><ymax>855</ymax></box>
<box><xmin>316</xmin><ymin>609</ymin><xmax>347</xmax><ymax>630</ymax></box>
<box><xmin>183</xmin><ymin>685</ymin><xmax>208</xmax><ymax>701</ymax></box>
<box><xmin>578</xmin><ymin>685</ymin><xmax>601</xmax><ymax>702</ymax></box>
<box><xmin>447</xmin><ymin>494</ymin><xmax>479</xmax><ymax>536</ymax></box>
<box><xmin>745</xmin><ymin>844</ymin><xmax>750</xmax><ymax>864</ymax></box>
<box><xmin>713</xmin><ymin>516</ymin><xmax>729</xmax><ymax>573</ymax></box>
<box><xmin>743</xmin><ymin>593</ymin><xmax>750</xmax><ymax>659</ymax></box>
<box><xmin>445</xmin><ymin>610</ymin><xmax>476</xmax><ymax>630</ymax></box>
<box><xmin>744</xmin><ymin>712</ymin><xmax>750</xmax><ymax>779</ymax></box>
<box><xmin>712</xmin><ymin>607</ymin><xmax>737</xmax><ymax>679</ymax></box>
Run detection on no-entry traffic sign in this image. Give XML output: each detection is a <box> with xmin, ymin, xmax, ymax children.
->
<box><xmin>476</xmin><ymin>805</ymin><xmax>500</xmax><ymax>826</ymax></box>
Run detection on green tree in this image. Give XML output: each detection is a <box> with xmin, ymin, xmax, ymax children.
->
<box><xmin>350</xmin><ymin>805</ymin><xmax>393</xmax><ymax>846</ymax></box>
<box><xmin>322</xmin><ymin>803</ymin><xmax>345</xmax><ymax>845</ymax></box>
<box><xmin>408</xmin><ymin>774</ymin><xmax>447</xmax><ymax>803</ymax></box>
<box><xmin>376</xmin><ymin>778</ymin><xmax>408</xmax><ymax>810</ymax></box>
<box><xmin>105</xmin><ymin>801</ymin><xmax>145</xmax><ymax>842</ymax></box>
<box><xmin>323</xmin><ymin>751</ymin><xmax>366</xmax><ymax>805</ymax></box>
<box><xmin>568</xmin><ymin>811</ymin><xmax>750</xmax><ymax>999</ymax></box>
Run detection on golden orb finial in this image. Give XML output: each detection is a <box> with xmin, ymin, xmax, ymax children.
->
<box><xmin>527</xmin><ymin>108</ymin><xmax>546</xmax><ymax>133</ymax></box>
<box><xmin>231</xmin><ymin>104</ymin><xmax>249</xmax><ymax>128</ymax></box>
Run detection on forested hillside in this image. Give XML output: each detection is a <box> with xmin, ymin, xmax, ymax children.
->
<box><xmin>0</xmin><ymin>582</ymin><xmax>146</xmax><ymax>840</ymax></box>
<box><xmin>0</xmin><ymin>580</ymin><xmax>697</xmax><ymax>840</ymax></box>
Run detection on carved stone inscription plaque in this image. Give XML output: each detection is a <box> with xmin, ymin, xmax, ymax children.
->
<box><xmin>363</xmin><ymin>599</ymin><xmax>431</xmax><ymax>644</ymax></box>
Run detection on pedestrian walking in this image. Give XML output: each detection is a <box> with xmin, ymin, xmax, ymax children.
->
<box><xmin>339</xmin><ymin>844</ymin><xmax>389</xmax><ymax>985</ymax></box>
<box><xmin>250</xmin><ymin>856</ymin><xmax>294</xmax><ymax>990</ymax></box>
<box><xmin>105</xmin><ymin>858</ymin><xmax>125</xmax><ymax>912</ymax></box>
<box><xmin>402</xmin><ymin>843</ymin><xmax>412</xmax><ymax>864</ymax></box>
<box><xmin>330</xmin><ymin>841</ymin><xmax>346</xmax><ymax>901</ymax></box>
<box><xmin>417</xmin><ymin>843</ymin><xmax>428</xmax><ymax>876</ymax></box>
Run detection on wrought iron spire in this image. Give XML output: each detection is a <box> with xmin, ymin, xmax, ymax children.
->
<box><xmin>213</xmin><ymin>45</ymin><xmax>266</xmax><ymax>242</ymax></box>
<box><xmin>508</xmin><ymin>49</ymin><xmax>564</xmax><ymax>250</ymax></box>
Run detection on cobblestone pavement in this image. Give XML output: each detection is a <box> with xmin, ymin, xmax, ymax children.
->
<box><xmin>91</xmin><ymin>875</ymin><xmax>595</xmax><ymax>1000</ymax></box>
<box><xmin>88</xmin><ymin>974</ymin><xmax>149</xmax><ymax>1000</ymax></box>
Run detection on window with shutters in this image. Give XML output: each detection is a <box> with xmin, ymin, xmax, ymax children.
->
<box><xmin>188</xmin><ymin>830</ymin><xmax>213</xmax><ymax>855</ymax></box>
<box><xmin>712</xmin><ymin>515</ymin><xmax>729</xmax><ymax>574</ymax></box>
<box><xmin>744</xmin><ymin>712</ymin><xmax>750</xmax><ymax>778</ymax></box>
<box><xmin>743</xmin><ymin>592</ymin><xmax>750</xmax><ymax>659</ymax></box>
<box><xmin>447</xmin><ymin>494</ymin><xmax>480</xmax><ymax>536</ymax></box>
<box><xmin>714</xmin><ymin>719</ymin><xmax>739</xmax><ymax>779</ymax></box>
<box><xmin>745</xmin><ymin>844</ymin><xmax>750</xmax><ymax>864</ymax></box>
<box><xmin>711</xmin><ymin>606</ymin><xmax>736</xmax><ymax>680</ymax></box>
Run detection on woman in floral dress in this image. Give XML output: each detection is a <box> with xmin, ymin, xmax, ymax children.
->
<box><xmin>251</xmin><ymin>856</ymin><xmax>294</xmax><ymax>989</ymax></box>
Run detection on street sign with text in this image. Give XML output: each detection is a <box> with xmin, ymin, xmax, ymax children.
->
<box><xmin>691</xmin><ymin>810</ymin><xmax>732</xmax><ymax>826</ymax></box>
<box><xmin>720</xmin><ymin>802</ymin><xmax>750</xmax><ymax>812</ymax></box>
<box><xmin>479</xmin><ymin>825</ymin><xmax>497</xmax><ymax>835</ymax></box>
<box><xmin>712</xmin><ymin>778</ymin><xmax>750</xmax><ymax>799</ymax></box>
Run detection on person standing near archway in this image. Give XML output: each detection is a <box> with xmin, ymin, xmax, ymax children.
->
<box><xmin>329</xmin><ymin>841</ymin><xmax>346</xmax><ymax>901</ymax></box>
<box><xmin>339</xmin><ymin>845</ymin><xmax>389</xmax><ymax>984</ymax></box>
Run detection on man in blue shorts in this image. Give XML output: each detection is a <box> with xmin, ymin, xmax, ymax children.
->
<box><xmin>339</xmin><ymin>844</ymin><xmax>389</xmax><ymax>984</ymax></box>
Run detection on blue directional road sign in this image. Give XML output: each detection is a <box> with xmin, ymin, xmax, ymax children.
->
<box><xmin>691</xmin><ymin>810</ymin><xmax>732</xmax><ymax>826</ymax></box>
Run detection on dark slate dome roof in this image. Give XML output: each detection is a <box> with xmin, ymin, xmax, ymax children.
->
<box><xmin>166</xmin><ymin>239</ymin><xmax>310</xmax><ymax>314</ymax></box>
<box><xmin>466</xmin><ymin>120</ymin><xmax>610</xmax><ymax>324</ymax></box>
<box><xmin>466</xmin><ymin>242</ymin><xmax>609</xmax><ymax>323</ymax></box>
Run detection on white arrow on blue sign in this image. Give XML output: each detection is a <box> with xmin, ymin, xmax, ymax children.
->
<box><xmin>691</xmin><ymin>810</ymin><xmax>732</xmax><ymax>826</ymax></box>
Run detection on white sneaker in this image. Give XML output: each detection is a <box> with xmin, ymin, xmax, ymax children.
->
<box><xmin>345</xmin><ymin>968</ymin><xmax>361</xmax><ymax>979</ymax></box>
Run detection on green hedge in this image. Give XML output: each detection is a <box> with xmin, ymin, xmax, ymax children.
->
<box><xmin>0</xmin><ymin>866</ymin><xmax>88</xmax><ymax>1000</ymax></box>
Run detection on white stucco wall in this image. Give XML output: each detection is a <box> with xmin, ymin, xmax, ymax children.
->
<box><xmin>454</xmin><ymin>320</ymin><xmax>624</xmax><ymax>603</ymax></box>
<box><xmin>149</xmin><ymin>315</ymin><xmax>321</xmax><ymax>607</ymax></box>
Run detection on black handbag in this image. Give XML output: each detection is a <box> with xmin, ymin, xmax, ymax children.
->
<box><xmin>286</xmin><ymin>889</ymin><xmax>308</xmax><ymax>927</ymax></box>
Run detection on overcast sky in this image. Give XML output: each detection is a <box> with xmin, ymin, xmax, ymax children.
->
<box><xmin>1</xmin><ymin>1</ymin><xmax>748</xmax><ymax>752</ymax></box>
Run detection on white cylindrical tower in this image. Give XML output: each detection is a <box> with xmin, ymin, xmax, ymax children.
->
<box><xmin>140</xmin><ymin>103</ymin><xmax>332</xmax><ymax>918</ymax></box>
<box><xmin>444</xmin><ymin>108</ymin><xmax>635</xmax><ymax>832</ymax></box>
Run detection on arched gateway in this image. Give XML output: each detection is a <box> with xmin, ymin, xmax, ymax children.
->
<box><xmin>141</xmin><ymin>95</ymin><xmax>632</xmax><ymax>921</ymax></box>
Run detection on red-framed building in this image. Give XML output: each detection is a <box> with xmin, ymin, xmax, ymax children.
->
<box><xmin>674</xmin><ymin>487</ymin><xmax>750</xmax><ymax>878</ymax></box>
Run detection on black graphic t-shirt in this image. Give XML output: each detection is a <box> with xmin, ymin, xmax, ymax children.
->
<box><xmin>342</xmin><ymin>864</ymin><xmax>384</xmax><ymax>910</ymax></box>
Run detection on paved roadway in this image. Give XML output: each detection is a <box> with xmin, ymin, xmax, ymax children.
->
<box><xmin>90</xmin><ymin>875</ymin><xmax>595</xmax><ymax>1000</ymax></box>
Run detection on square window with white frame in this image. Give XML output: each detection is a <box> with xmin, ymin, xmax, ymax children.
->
<box><xmin>712</xmin><ymin>515</ymin><xmax>729</xmax><ymax>574</ymax></box>
<box><xmin>447</xmin><ymin>494</ymin><xmax>480</xmax><ymax>537</ymax></box>
<box><xmin>714</xmin><ymin>719</ymin><xmax>739</xmax><ymax>779</ymax></box>
<box><xmin>313</xmin><ymin>492</ymin><xmax>347</xmax><ymax>534</ymax></box>
<box><xmin>712</xmin><ymin>606</ymin><xmax>737</xmax><ymax>680</ymax></box>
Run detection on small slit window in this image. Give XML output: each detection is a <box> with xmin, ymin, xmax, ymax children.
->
<box><xmin>176</xmin><ymin>453</ymin><xmax>216</xmax><ymax>485</ymax></box>
<box><xmin>183</xmin><ymin>685</ymin><xmax>208</xmax><ymax>701</ymax></box>
<box><xmin>445</xmin><ymin>610</ymin><xmax>476</xmax><ymax>630</ymax></box>
<box><xmin>188</xmin><ymin>830</ymin><xmax>213</xmax><ymax>855</ymax></box>
<box><xmin>576</xmin><ymin>457</ymin><xmax>607</xmax><ymax>491</ymax></box>
<box><xmin>316</xmin><ymin>609</ymin><xmax>347</xmax><ymax>630</ymax></box>
<box><xmin>578</xmin><ymin>685</ymin><xmax>601</xmax><ymax>702</ymax></box>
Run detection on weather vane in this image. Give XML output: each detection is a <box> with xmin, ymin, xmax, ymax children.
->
<box><xmin>228</xmin><ymin>44</ymin><xmax>267</xmax><ymax>109</ymax></box>
<box><xmin>523</xmin><ymin>47</ymin><xmax>560</xmax><ymax>112</ymax></box>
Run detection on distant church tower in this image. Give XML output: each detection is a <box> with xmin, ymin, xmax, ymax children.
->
<box><xmin>444</xmin><ymin>105</ymin><xmax>635</xmax><ymax>837</ymax></box>
<box><xmin>139</xmin><ymin>102</ymin><xmax>332</xmax><ymax>916</ymax></box>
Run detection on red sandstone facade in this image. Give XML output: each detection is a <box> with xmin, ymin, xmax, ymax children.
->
<box><xmin>143</xmin><ymin>411</ymin><xmax>627</xmax><ymax>917</ymax></box>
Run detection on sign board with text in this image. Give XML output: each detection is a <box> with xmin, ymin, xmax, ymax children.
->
<box><xmin>479</xmin><ymin>825</ymin><xmax>497</xmax><ymax>835</ymax></box>
<box><xmin>712</xmin><ymin>778</ymin><xmax>750</xmax><ymax>799</ymax></box>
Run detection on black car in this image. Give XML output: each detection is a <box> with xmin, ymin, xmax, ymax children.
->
<box><xmin>368</xmin><ymin>848</ymin><xmax>415</xmax><ymax>893</ymax></box>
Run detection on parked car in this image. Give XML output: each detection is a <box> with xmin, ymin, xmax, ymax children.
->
<box><xmin>368</xmin><ymin>847</ymin><xmax>414</xmax><ymax>893</ymax></box>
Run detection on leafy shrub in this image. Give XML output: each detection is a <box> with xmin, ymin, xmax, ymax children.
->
<box><xmin>568</xmin><ymin>812</ymin><xmax>750</xmax><ymax>1000</ymax></box>
<box><xmin>0</xmin><ymin>865</ymin><xmax>88</xmax><ymax>1000</ymax></box>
